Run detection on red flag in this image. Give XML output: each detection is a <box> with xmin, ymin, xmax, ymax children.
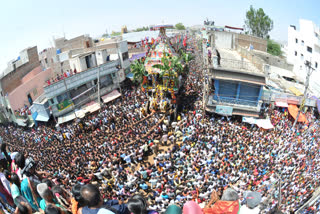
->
<box><xmin>183</xmin><ymin>37</ymin><xmax>187</xmax><ymax>47</ymax></box>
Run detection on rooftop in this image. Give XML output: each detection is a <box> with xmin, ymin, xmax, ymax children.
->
<box><xmin>212</xmin><ymin>48</ymin><xmax>265</xmax><ymax>77</ymax></box>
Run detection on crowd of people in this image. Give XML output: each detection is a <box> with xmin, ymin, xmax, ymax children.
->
<box><xmin>0</xmin><ymin>39</ymin><xmax>318</xmax><ymax>214</ymax></box>
<box><xmin>46</xmin><ymin>69</ymin><xmax>78</xmax><ymax>86</ymax></box>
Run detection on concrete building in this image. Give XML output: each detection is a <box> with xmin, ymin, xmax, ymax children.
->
<box><xmin>206</xmin><ymin>30</ymin><xmax>267</xmax><ymax>52</ymax></box>
<box><xmin>54</xmin><ymin>35</ymin><xmax>93</xmax><ymax>52</ymax></box>
<box><xmin>0</xmin><ymin>46</ymin><xmax>40</xmax><ymax>95</ymax></box>
<box><xmin>0</xmin><ymin>46</ymin><xmax>44</xmax><ymax>124</ymax></box>
<box><xmin>43</xmin><ymin>41</ymin><xmax>129</xmax><ymax>121</ymax></box>
<box><xmin>39</xmin><ymin>48</ymin><xmax>61</xmax><ymax>75</ymax></box>
<box><xmin>287</xmin><ymin>19</ymin><xmax>320</xmax><ymax>96</ymax></box>
<box><xmin>7</xmin><ymin>66</ymin><xmax>53</xmax><ymax>111</ymax></box>
<box><xmin>205</xmin><ymin>49</ymin><xmax>266</xmax><ymax>117</ymax></box>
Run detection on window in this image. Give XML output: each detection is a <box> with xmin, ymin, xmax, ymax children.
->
<box><xmin>295</xmin><ymin>38</ymin><xmax>298</xmax><ymax>43</ymax></box>
<box><xmin>49</xmin><ymin>98</ymin><xmax>54</xmax><ymax>105</ymax></box>
<box><xmin>45</xmin><ymin>58</ymin><xmax>48</xmax><ymax>64</ymax></box>
<box><xmin>122</xmin><ymin>52</ymin><xmax>129</xmax><ymax>61</ymax></box>
<box><xmin>307</xmin><ymin>46</ymin><xmax>312</xmax><ymax>53</ymax></box>
<box><xmin>294</xmin><ymin>51</ymin><xmax>297</xmax><ymax>56</ymax></box>
<box><xmin>316</xmin><ymin>62</ymin><xmax>318</xmax><ymax>68</ymax></box>
<box><xmin>301</xmin><ymin>40</ymin><xmax>304</xmax><ymax>46</ymax></box>
<box><xmin>301</xmin><ymin>54</ymin><xmax>304</xmax><ymax>60</ymax></box>
<box><xmin>316</xmin><ymin>33</ymin><xmax>319</xmax><ymax>38</ymax></box>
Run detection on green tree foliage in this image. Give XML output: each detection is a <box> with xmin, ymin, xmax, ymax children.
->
<box><xmin>111</xmin><ymin>31</ymin><xmax>121</xmax><ymax>37</ymax></box>
<box><xmin>267</xmin><ymin>40</ymin><xmax>282</xmax><ymax>56</ymax></box>
<box><xmin>134</xmin><ymin>26</ymin><xmax>149</xmax><ymax>32</ymax></box>
<box><xmin>244</xmin><ymin>5</ymin><xmax>273</xmax><ymax>38</ymax></box>
<box><xmin>152</xmin><ymin>57</ymin><xmax>179</xmax><ymax>89</ymax></box>
<box><xmin>175</xmin><ymin>23</ymin><xmax>186</xmax><ymax>30</ymax></box>
<box><xmin>130</xmin><ymin>60</ymin><xmax>147</xmax><ymax>83</ymax></box>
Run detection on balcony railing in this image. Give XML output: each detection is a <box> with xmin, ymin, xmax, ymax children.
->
<box><xmin>214</xmin><ymin>96</ymin><xmax>258</xmax><ymax>107</ymax></box>
<box><xmin>44</xmin><ymin>60</ymin><xmax>120</xmax><ymax>99</ymax></box>
<box><xmin>212</xmin><ymin>57</ymin><xmax>261</xmax><ymax>73</ymax></box>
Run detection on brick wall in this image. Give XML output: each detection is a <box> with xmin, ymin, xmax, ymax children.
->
<box><xmin>1</xmin><ymin>46</ymin><xmax>40</xmax><ymax>94</ymax></box>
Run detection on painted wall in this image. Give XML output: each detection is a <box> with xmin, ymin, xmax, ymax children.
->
<box><xmin>8</xmin><ymin>68</ymin><xmax>54</xmax><ymax>111</ymax></box>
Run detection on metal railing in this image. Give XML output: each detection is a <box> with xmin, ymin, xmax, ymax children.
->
<box><xmin>214</xmin><ymin>96</ymin><xmax>258</xmax><ymax>107</ymax></box>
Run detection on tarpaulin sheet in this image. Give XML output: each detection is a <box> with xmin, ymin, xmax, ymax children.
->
<box><xmin>102</xmin><ymin>90</ymin><xmax>121</xmax><ymax>104</ymax></box>
<box><xmin>242</xmin><ymin>117</ymin><xmax>257</xmax><ymax>124</ymax></box>
<box><xmin>256</xmin><ymin>119</ymin><xmax>274</xmax><ymax>129</ymax></box>
<box><xmin>275</xmin><ymin>101</ymin><xmax>288</xmax><ymax>108</ymax></box>
<box><xmin>129</xmin><ymin>53</ymin><xmax>146</xmax><ymax>61</ymax></box>
<box><xmin>288</xmin><ymin>104</ymin><xmax>308</xmax><ymax>123</ymax></box>
<box><xmin>288</xmin><ymin>87</ymin><xmax>303</xmax><ymax>96</ymax></box>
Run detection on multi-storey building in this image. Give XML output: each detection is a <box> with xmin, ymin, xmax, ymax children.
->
<box><xmin>287</xmin><ymin>19</ymin><xmax>320</xmax><ymax>95</ymax></box>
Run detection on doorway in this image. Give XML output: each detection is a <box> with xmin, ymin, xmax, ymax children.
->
<box><xmin>27</xmin><ymin>93</ymin><xmax>33</xmax><ymax>105</ymax></box>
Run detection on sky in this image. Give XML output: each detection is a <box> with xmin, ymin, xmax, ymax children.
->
<box><xmin>0</xmin><ymin>0</ymin><xmax>319</xmax><ymax>71</ymax></box>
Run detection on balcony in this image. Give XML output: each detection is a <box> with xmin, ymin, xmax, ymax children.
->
<box><xmin>207</xmin><ymin>95</ymin><xmax>262</xmax><ymax>112</ymax></box>
<box><xmin>44</xmin><ymin>60</ymin><xmax>120</xmax><ymax>98</ymax></box>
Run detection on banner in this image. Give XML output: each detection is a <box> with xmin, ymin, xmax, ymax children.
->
<box><xmin>215</xmin><ymin>105</ymin><xmax>233</xmax><ymax>116</ymax></box>
<box><xmin>57</xmin><ymin>99</ymin><xmax>74</xmax><ymax>112</ymax></box>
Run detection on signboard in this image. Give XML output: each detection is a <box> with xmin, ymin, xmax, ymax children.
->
<box><xmin>215</xmin><ymin>105</ymin><xmax>233</xmax><ymax>116</ymax></box>
<box><xmin>57</xmin><ymin>99</ymin><xmax>74</xmax><ymax>112</ymax></box>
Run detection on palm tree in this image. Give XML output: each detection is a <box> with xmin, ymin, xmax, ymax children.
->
<box><xmin>180</xmin><ymin>50</ymin><xmax>195</xmax><ymax>66</ymax></box>
<box><xmin>130</xmin><ymin>60</ymin><xmax>147</xmax><ymax>84</ymax></box>
<box><xmin>153</xmin><ymin>57</ymin><xmax>179</xmax><ymax>92</ymax></box>
<box><xmin>170</xmin><ymin>56</ymin><xmax>184</xmax><ymax>75</ymax></box>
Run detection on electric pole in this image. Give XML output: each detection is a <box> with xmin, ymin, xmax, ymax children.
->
<box><xmin>292</xmin><ymin>61</ymin><xmax>314</xmax><ymax>129</ymax></box>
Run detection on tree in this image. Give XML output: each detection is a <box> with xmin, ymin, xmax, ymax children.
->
<box><xmin>179</xmin><ymin>50</ymin><xmax>195</xmax><ymax>66</ymax></box>
<box><xmin>267</xmin><ymin>39</ymin><xmax>282</xmax><ymax>56</ymax></box>
<box><xmin>244</xmin><ymin>6</ymin><xmax>273</xmax><ymax>38</ymax></box>
<box><xmin>111</xmin><ymin>31</ymin><xmax>121</xmax><ymax>37</ymax></box>
<box><xmin>152</xmin><ymin>57</ymin><xmax>179</xmax><ymax>90</ymax></box>
<box><xmin>134</xmin><ymin>26</ymin><xmax>149</xmax><ymax>32</ymax></box>
<box><xmin>175</xmin><ymin>23</ymin><xmax>186</xmax><ymax>30</ymax></box>
<box><xmin>130</xmin><ymin>60</ymin><xmax>147</xmax><ymax>83</ymax></box>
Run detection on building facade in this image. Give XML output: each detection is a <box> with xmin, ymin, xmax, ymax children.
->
<box><xmin>287</xmin><ymin>19</ymin><xmax>320</xmax><ymax>96</ymax></box>
<box><xmin>43</xmin><ymin>41</ymin><xmax>129</xmax><ymax>119</ymax></box>
<box><xmin>0</xmin><ymin>46</ymin><xmax>40</xmax><ymax>95</ymax></box>
<box><xmin>205</xmin><ymin>49</ymin><xmax>266</xmax><ymax>117</ymax></box>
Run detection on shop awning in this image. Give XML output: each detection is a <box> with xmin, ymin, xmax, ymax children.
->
<box><xmin>275</xmin><ymin>101</ymin><xmax>288</xmax><ymax>108</ymax></box>
<box><xmin>82</xmin><ymin>101</ymin><xmax>101</xmax><ymax>113</ymax></box>
<box><xmin>35</xmin><ymin>114</ymin><xmax>50</xmax><ymax>122</ymax></box>
<box><xmin>288</xmin><ymin>104</ymin><xmax>308</xmax><ymax>123</ymax></box>
<box><xmin>102</xmin><ymin>90</ymin><xmax>121</xmax><ymax>103</ymax></box>
<box><xmin>256</xmin><ymin>119</ymin><xmax>274</xmax><ymax>129</ymax></box>
<box><xmin>75</xmin><ymin>109</ymin><xmax>86</xmax><ymax>118</ymax></box>
<box><xmin>58</xmin><ymin>112</ymin><xmax>76</xmax><ymax>124</ymax></box>
<box><xmin>16</xmin><ymin>119</ymin><xmax>27</xmax><ymax>127</ymax></box>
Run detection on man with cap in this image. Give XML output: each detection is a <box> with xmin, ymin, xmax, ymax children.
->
<box><xmin>239</xmin><ymin>191</ymin><xmax>261</xmax><ymax>214</ymax></box>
